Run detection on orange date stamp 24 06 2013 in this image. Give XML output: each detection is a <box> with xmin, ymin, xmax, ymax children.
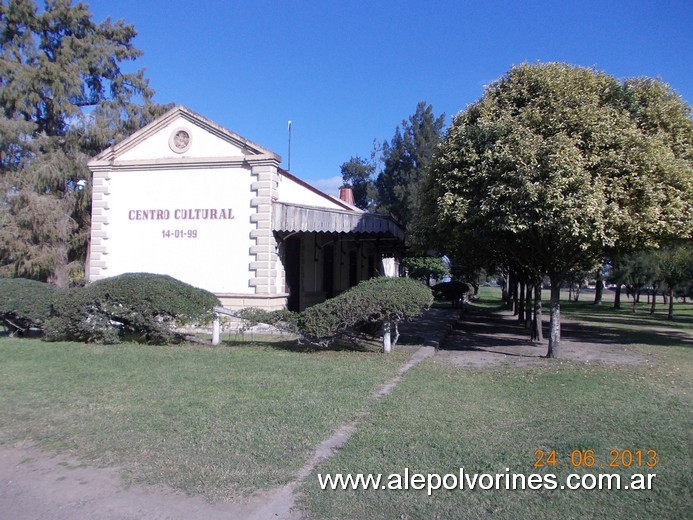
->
<box><xmin>533</xmin><ymin>449</ymin><xmax>658</xmax><ymax>469</ymax></box>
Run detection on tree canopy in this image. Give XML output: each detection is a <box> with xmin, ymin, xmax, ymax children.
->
<box><xmin>340</xmin><ymin>155</ymin><xmax>377</xmax><ymax>210</ymax></box>
<box><xmin>376</xmin><ymin>101</ymin><xmax>445</xmax><ymax>230</ymax></box>
<box><xmin>339</xmin><ymin>102</ymin><xmax>446</xmax><ymax>232</ymax></box>
<box><xmin>0</xmin><ymin>0</ymin><xmax>168</xmax><ymax>285</ymax></box>
<box><xmin>420</xmin><ymin>63</ymin><xmax>692</xmax><ymax>357</ymax></box>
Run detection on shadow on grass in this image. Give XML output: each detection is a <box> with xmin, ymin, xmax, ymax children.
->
<box><xmin>443</xmin><ymin>303</ymin><xmax>692</xmax><ymax>354</ymax></box>
<box><xmin>561</xmin><ymin>301</ymin><xmax>693</xmax><ymax>329</ymax></box>
<box><xmin>561</xmin><ymin>319</ymin><xmax>693</xmax><ymax>348</ymax></box>
<box><xmin>443</xmin><ymin>308</ymin><xmax>546</xmax><ymax>359</ymax></box>
<box><xmin>564</xmin><ymin>311</ymin><xmax>693</xmax><ymax>331</ymax></box>
<box><xmin>220</xmin><ymin>335</ymin><xmax>380</xmax><ymax>353</ymax></box>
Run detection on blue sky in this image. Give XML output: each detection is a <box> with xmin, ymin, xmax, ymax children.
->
<box><xmin>88</xmin><ymin>0</ymin><xmax>693</xmax><ymax>195</ymax></box>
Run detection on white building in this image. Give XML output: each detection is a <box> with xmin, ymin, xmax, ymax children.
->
<box><xmin>87</xmin><ymin>106</ymin><xmax>404</xmax><ymax>311</ymax></box>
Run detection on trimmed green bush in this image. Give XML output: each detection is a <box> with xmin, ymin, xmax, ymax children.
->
<box><xmin>44</xmin><ymin>273</ymin><xmax>220</xmax><ymax>344</ymax></box>
<box><xmin>431</xmin><ymin>280</ymin><xmax>475</xmax><ymax>306</ymax></box>
<box><xmin>237</xmin><ymin>307</ymin><xmax>301</xmax><ymax>335</ymax></box>
<box><xmin>241</xmin><ymin>277</ymin><xmax>432</xmax><ymax>348</ymax></box>
<box><xmin>0</xmin><ymin>278</ymin><xmax>63</xmax><ymax>334</ymax></box>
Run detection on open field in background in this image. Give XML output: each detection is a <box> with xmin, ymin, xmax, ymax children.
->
<box><xmin>0</xmin><ymin>285</ymin><xmax>691</xmax><ymax>518</ymax></box>
<box><xmin>476</xmin><ymin>285</ymin><xmax>693</xmax><ymax>332</ymax></box>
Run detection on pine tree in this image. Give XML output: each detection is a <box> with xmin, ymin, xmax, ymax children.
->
<box><xmin>375</xmin><ymin>101</ymin><xmax>445</xmax><ymax>229</ymax></box>
<box><xmin>0</xmin><ymin>0</ymin><xmax>169</xmax><ymax>285</ymax></box>
<box><xmin>340</xmin><ymin>155</ymin><xmax>376</xmax><ymax>210</ymax></box>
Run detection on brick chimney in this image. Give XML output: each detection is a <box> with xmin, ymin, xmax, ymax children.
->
<box><xmin>339</xmin><ymin>187</ymin><xmax>355</xmax><ymax>205</ymax></box>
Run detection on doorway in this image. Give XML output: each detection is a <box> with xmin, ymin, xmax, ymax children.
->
<box><xmin>284</xmin><ymin>235</ymin><xmax>301</xmax><ymax>311</ymax></box>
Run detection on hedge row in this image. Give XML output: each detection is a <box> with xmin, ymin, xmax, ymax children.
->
<box><xmin>0</xmin><ymin>278</ymin><xmax>63</xmax><ymax>333</ymax></box>
<box><xmin>1</xmin><ymin>274</ymin><xmax>220</xmax><ymax>344</ymax></box>
<box><xmin>241</xmin><ymin>276</ymin><xmax>433</xmax><ymax>347</ymax></box>
<box><xmin>2</xmin><ymin>274</ymin><xmax>430</xmax><ymax>347</ymax></box>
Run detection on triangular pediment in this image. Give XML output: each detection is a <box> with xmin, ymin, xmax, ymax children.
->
<box><xmin>89</xmin><ymin>105</ymin><xmax>280</xmax><ymax>165</ymax></box>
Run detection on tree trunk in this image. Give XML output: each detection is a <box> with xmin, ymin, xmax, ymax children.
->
<box><xmin>546</xmin><ymin>281</ymin><xmax>561</xmax><ymax>358</ymax></box>
<box><xmin>512</xmin><ymin>277</ymin><xmax>519</xmax><ymax>316</ymax></box>
<box><xmin>212</xmin><ymin>315</ymin><xmax>221</xmax><ymax>345</ymax></box>
<box><xmin>48</xmin><ymin>252</ymin><xmax>70</xmax><ymax>288</ymax></box>
<box><xmin>568</xmin><ymin>282</ymin><xmax>573</xmax><ymax>302</ymax></box>
<box><xmin>507</xmin><ymin>271</ymin><xmax>516</xmax><ymax>310</ymax></box>
<box><xmin>525</xmin><ymin>283</ymin><xmax>533</xmax><ymax>329</ymax></box>
<box><xmin>614</xmin><ymin>285</ymin><xmax>622</xmax><ymax>309</ymax></box>
<box><xmin>392</xmin><ymin>321</ymin><xmax>400</xmax><ymax>348</ymax></box>
<box><xmin>382</xmin><ymin>321</ymin><xmax>392</xmax><ymax>353</ymax></box>
<box><xmin>502</xmin><ymin>274</ymin><xmax>510</xmax><ymax>305</ymax></box>
<box><xmin>594</xmin><ymin>271</ymin><xmax>603</xmax><ymax>304</ymax></box>
<box><xmin>531</xmin><ymin>282</ymin><xmax>543</xmax><ymax>342</ymax></box>
<box><xmin>650</xmin><ymin>283</ymin><xmax>658</xmax><ymax>315</ymax></box>
<box><xmin>518</xmin><ymin>282</ymin><xmax>526</xmax><ymax>323</ymax></box>
<box><xmin>668</xmin><ymin>287</ymin><xmax>674</xmax><ymax>320</ymax></box>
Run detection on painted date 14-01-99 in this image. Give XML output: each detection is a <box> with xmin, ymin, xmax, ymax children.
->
<box><xmin>162</xmin><ymin>229</ymin><xmax>198</xmax><ymax>239</ymax></box>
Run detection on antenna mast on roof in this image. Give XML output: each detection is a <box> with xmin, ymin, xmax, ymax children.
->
<box><xmin>287</xmin><ymin>120</ymin><xmax>292</xmax><ymax>171</ymax></box>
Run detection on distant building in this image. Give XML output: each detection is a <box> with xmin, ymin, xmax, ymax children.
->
<box><xmin>87</xmin><ymin>106</ymin><xmax>404</xmax><ymax>311</ymax></box>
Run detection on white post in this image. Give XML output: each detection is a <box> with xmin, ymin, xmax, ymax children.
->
<box><xmin>212</xmin><ymin>314</ymin><xmax>220</xmax><ymax>346</ymax></box>
<box><xmin>382</xmin><ymin>321</ymin><xmax>392</xmax><ymax>354</ymax></box>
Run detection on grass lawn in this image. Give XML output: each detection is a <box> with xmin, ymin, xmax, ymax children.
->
<box><xmin>475</xmin><ymin>285</ymin><xmax>693</xmax><ymax>332</ymax></box>
<box><xmin>298</xmin><ymin>290</ymin><xmax>692</xmax><ymax>519</ymax></box>
<box><xmin>1</xmin><ymin>287</ymin><xmax>691</xmax><ymax>518</ymax></box>
<box><xmin>0</xmin><ymin>338</ymin><xmax>408</xmax><ymax>501</ymax></box>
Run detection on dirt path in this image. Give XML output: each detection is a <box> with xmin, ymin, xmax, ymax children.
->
<box><xmin>244</xmin><ymin>345</ymin><xmax>437</xmax><ymax>519</ymax></box>
<box><xmin>0</xmin><ymin>441</ymin><xmax>253</xmax><ymax>520</ymax></box>
<box><xmin>0</xmin><ymin>345</ymin><xmax>439</xmax><ymax>520</ymax></box>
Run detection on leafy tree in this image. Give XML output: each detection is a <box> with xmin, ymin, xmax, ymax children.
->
<box><xmin>0</xmin><ymin>0</ymin><xmax>169</xmax><ymax>285</ymax></box>
<box><xmin>565</xmin><ymin>268</ymin><xmax>591</xmax><ymax>302</ymax></box>
<box><xmin>422</xmin><ymin>63</ymin><xmax>692</xmax><ymax>357</ymax></box>
<box><xmin>376</xmin><ymin>101</ymin><xmax>445</xmax><ymax>231</ymax></box>
<box><xmin>620</xmin><ymin>250</ymin><xmax>659</xmax><ymax>313</ymax></box>
<box><xmin>657</xmin><ymin>242</ymin><xmax>693</xmax><ymax>319</ymax></box>
<box><xmin>339</xmin><ymin>155</ymin><xmax>376</xmax><ymax>210</ymax></box>
<box><xmin>401</xmin><ymin>256</ymin><xmax>449</xmax><ymax>286</ymax></box>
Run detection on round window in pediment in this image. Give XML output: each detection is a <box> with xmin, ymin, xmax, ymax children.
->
<box><xmin>169</xmin><ymin>127</ymin><xmax>192</xmax><ymax>153</ymax></box>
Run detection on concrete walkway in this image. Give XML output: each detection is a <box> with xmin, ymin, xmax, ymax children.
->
<box><xmin>246</xmin><ymin>307</ymin><xmax>460</xmax><ymax>518</ymax></box>
<box><xmin>397</xmin><ymin>306</ymin><xmax>460</xmax><ymax>349</ymax></box>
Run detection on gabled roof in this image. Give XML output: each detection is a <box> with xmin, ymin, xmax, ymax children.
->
<box><xmin>277</xmin><ymin>167</ymin><xmax>357</xmax><ymax>212</ymax></box>
<box><xmin>89</xmin><ymin>105</ymin><xmax>280</xmax><ymax>165</ymax></box>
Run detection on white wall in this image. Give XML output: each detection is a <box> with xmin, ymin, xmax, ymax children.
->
<box><xmin>276</xmin><ymin>173</ymin><xmax>351</xmax><ymax>210</ymax></box>
<box><xmin>105</xmin><ymin>167</ymin><xmax>255</xmax><ymax>294</ymax></box>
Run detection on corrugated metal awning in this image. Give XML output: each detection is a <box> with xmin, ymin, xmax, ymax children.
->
<box><xmin>272</xmin><ymin>202</ymin><xmax>404</xmax><ymax>240</ymax></box>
